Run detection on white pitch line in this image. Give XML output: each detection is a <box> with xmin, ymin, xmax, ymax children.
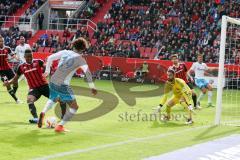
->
<box><xmin>73</xmin><ymin>129</ymin><xmax>136</xmax><ymax>139</ymax></box>
<box><xmin>32</xmin><ymin>125</ymin><xmax>211</xmax><ymax>160</ymax></box>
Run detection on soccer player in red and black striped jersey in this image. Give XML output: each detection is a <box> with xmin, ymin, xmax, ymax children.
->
<box><xmin>4</xmin><ymin>49</ymin><xmax>66</xmax><ymax>123</ymax></box>
<box><xmin>0</xmin><ymin>36</ymin><xmax>20</xmax><ymax>103</ymax></box>
<box><xmin>170</xmin><ymin>54</ymin><xmax>198</xmax><ymax>109</ymax></box>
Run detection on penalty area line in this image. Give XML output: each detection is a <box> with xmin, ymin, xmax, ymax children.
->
<box><xmin>32</xmin><ymin>125</ymin><xmax>211</xmax><ymax>160</ymax></box>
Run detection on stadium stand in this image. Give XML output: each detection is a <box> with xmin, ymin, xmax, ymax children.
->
<box><xmin>1</xmin><ymin>0</ymin><xmax>239</xmax><ymax>64</ymax></box>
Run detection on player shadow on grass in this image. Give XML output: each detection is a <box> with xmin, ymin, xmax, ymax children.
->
<box><xmin>151</xmin><ymin>120</ymin><xmax>187</xmax><ymax>128</ymax></box>
<box><xmin>193</xmin><ymin>125</ymin><xmax>240</xmax><ymax>141</ymax></box>
<box><xmin>9</xmin><ymin>130</ymin><xmax>64</xmax><ymax>147</ymax></box>
<box><xmin>54</xmin><ymin>85</ymin><xmax>119</xmax><ymax>121</ymax></box>
<box><xmin>0</xmin><ymin>121</ymin><xmax>29</xmax><ymax>130</ymax></box>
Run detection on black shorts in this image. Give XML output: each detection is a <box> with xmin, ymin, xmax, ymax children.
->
<box><xmin>0</xmin><ymin>69</ymin><xmax>15</xmax><ymax>82</ymax></box>
<box><xmin>187</xmin><ymin>82</ymin><xmax>194</xmax><ymax>89</ymax></box>
<box><xmin>28</xmin><ymin>85</ymin><xmax>50</xmax><ymax>100</ymax></box>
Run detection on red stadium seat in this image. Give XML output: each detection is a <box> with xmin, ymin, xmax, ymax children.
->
<box><xmin>150</xmin><ymin>48</ymin><xmax>158</xmax><ymax>59</ymax></box>
<box><xmin>135</xmin><ymin>41</ymin><xmax>141</xmax><ymax>47</ymax></box>
<box><xmin>144</xmin><ymin>47</ymin><xmax>152</xmax><ymax>58</ymax></box>
<box><xmin>139</xmin><ymin>47</ymin><xmax>145</xmax><ymax>58</ymax></box>
<box><xmin>91</xmin><ymin>39</ymin><xmax>97</xmax><ymax>45</ymax></box>
<box><xmin>38</xmin><ymin>47</ymin><xmax>45</xmax><ymax>52</ymax></box>
<box><xmin>114</xmin><ymin>34</ymin><xmax>120</xmax><ymax>39</ymax></box>
<box><xmin>151</xmin><ymin>48</ymin><xmax>158</xmax><ymax>54</ymax></box>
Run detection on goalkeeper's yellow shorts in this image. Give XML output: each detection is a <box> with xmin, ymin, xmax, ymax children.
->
<box><xmin>167</xmin><ymin>91</ymin><xmax>193</xmax><ymax>107</ymax></box>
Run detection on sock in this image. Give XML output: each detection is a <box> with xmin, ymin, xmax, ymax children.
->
<box><xmin>8</xmin><ymin>88</ymin><xmax>18</xmax><ymax>101</ymax></box>
<box><xmin>28</xmin><ymin>103</ymin><xmax>38</xmax><ymax>118</ymax></box>
<box><xmin>13</xmin><ymin>86</ymin><xmax>18</xmax><ymax>94</ymax></box>
<box><xmin>192</xmin><ymin>94</ymin><xmax>197</xmax><ymax>107</ymax></box>
<box><xmin>60</xmin><ymin>102</ymin><xmax>67</xmax><ymax>119</ymax></box>
<box><xmin>208</xmin><ymin>91</ymin><xmax>213</xmax><ymax>104</ymax></box>
<box><xmin>59</xmin><ymin>108</ymin><xmax>77</xmax><ymax>126</ymax></box>
<box><xmin>42</xmin><ymin>99</ymin><xmax>56</xmax><ymax>113</ymax></box>
<box><xmin>197</xmin><ymin>92</ymin><xmax>205</xmax><ymax>103</ymax></box>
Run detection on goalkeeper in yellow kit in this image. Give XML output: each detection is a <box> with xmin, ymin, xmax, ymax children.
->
<box><xmin>155</xmin><ymin>68</ymin><xmax>194</xmax><ymax>124</ymax></box>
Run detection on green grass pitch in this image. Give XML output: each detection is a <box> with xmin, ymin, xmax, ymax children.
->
<box><xmin>0</xmin><ymin>78</ymin><xmax>239</xmax><ymax>160</ymax></box>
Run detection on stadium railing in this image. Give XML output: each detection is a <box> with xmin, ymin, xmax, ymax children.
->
<box><xmin>48</xmin><ymin>18</ymin><xmax>97</xmax><ymax>32</ymax></box>
<box><xmin>0</xmin><ymin>15</ymin><xmax>34</xmax><ymax>31</ymax></box>
<box><xmin>0</xmin><ymin>15</ymin><xmax>97</xmax><ymax>34</ymax></box>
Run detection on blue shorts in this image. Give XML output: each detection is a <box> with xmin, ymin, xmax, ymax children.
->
<box><xmin>49</xmin><ymin>82</ymin><xmax>75</xmax><ymax>102</ymax></box>
<box><xmin>195</xmin><ymin>78</ymin><xmax>209</xmax><ymax>89</ymax></box>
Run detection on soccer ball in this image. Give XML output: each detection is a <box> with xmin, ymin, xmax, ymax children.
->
<box><xmin>45</xmin><ymin>117</ymin><xmax>57</xmax><ymax>128</ymax></box>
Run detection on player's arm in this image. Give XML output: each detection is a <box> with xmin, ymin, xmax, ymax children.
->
<box><xmin>153</xmin><ymin>82</ymin><xmax>171</xmax><ymax>113</ymax></box>
<box><xmin>200</xmin><ymin>63</ymin><xmax>217</xmax><ymax>72</ymax></box>
<box><xmin>7</xmin><ymin>47</ymin><xmax>17</xmax><ymax>61</ymax></box>
<box><xmin>38</xmin><ymin>59</ymin><xmax>46</xmax><ymax>72</ymax></box>
<box><xmin>3</xmin><ymin>66</ymin><xmax>21</xmax><ymax>86</ymax></box>
<box><xmin>79</xmin><ymin>57</ymin><xmax>97</xmax><ymax>95</ymax></box>
<box><xmin>206</xmin><ymin>65</ymin><xmax>218</xmax><ymax>72</ymax></box>
<box><xmin>159</xmin><ymin>83</ymin><xmax>171</xmax><ymax>107</ymax></box>
<box><xmin>204</xmin><ymin>64</ymin><xmax>218</xmax><ymax>76</ymax></box>
<box><xmin>183</xmin><ymin>64</ymin><xmax>192</xmax><ymax>81</ymax></box>
<box><xmin>187</xmin><ymin>63</ymin><xmax>195</xmax><ymax>82</ymax></box>
<box><xmin>14</xmin><ymin>46</ymin><xmax>20</xmax><ymax>61</ymax></box>
<box><xmin>44</xmin><ymin>51</ymin><xmax>65</xmax><ymax>76</ymax></box>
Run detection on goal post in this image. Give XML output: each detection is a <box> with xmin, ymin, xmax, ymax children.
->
<box><xmin>215</xmin><ymin>16</ymin><xmax>240</xmax><ymax>125</ymax></box>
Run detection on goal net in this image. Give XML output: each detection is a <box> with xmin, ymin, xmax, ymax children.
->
<box><xmin>215</xmin><ymin>16</ymin><xmax>240</xmax><ymax>125</ymax></box>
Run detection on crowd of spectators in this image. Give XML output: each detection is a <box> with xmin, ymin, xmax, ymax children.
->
<box><xmin>0</xmin><ymin>26</ymin><xmax>32</xmax><ymax>49</ymax></box>
<box><xmin>78</xmin><ymin>0</ymin><xmax>102</xmax><ymax>19</ymax></box>
<box><xmin>86</xmin><ymin>0</ymin><xmax>240</xmax><ymax>63</ymax></box>
<box><xmin>19</xmin><ymin>0</ymin><xmax>46</xmax><ymax>24</ymax></box>
<box><xmin>30</xmin><ymin>0</ymin><xmax>240</xmax><ymax>64</ymax></box>
<box><xmin>0</xmin><ymin>0</ymin><xmax>28</xmax><ymax>26</ymax></box>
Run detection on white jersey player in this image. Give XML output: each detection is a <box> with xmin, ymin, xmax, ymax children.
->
<box><xmin>15</xmin><ymin>36</ymin><xmax>31</xmax><ymax>63</ymax></box>
<box><xmin>189</xmin><ymin>54</ymin><xmax>217</xmax><ymax>107</ymax></box>
<box><xmin>38</xmin><ymin>38</ymin><xmax>97</xmax><ymax>132</ymax></box>
<box><xmin>15</xmin><ymin>36</ymin><xmax>31</xmax><ymax>82</ymax></box>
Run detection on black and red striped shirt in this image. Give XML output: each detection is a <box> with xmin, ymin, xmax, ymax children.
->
<box><xmin>171</xmin><ymin>63</ymin><xmax>189</xmax><ymax>83</ymax></box>
<box><xmin>17</xmin><ymin>59</ymin><xmax>48</xmax><ymax>89</ymax></box>
<box><xmin>0</xmin><ymin>46</ymin><xmax>14</xmax><ymax>71</ymax></box>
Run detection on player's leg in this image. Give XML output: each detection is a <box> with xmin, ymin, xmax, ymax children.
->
<box><xmin>55</xmin><ymin>86</ymin><xmax>77</xmax><ymax>132</ymax></box>
<box><xmin>10</xmin><ymin>69</ymin><xmax>19</xmax><ymax>94</ymax></box>
<box><xmin>38</xmin><ymin>84</ymin><xmax>59</xmax><ymax>128</ymax></box>
<box><xmin>27</xmin><ymin>91</ymin><xmax>40</xmax><ymax>123</ymax></box>
<box><xmin>12</xmin><ymin>81</ymin><xmax>18</xmax><ymax>94</ymax></box>
<box><xmin>197</xmin><ymin>88</ymin><xmax>207</xmax><ymax>106</ymax></box>
<box><xmin>181</xmin><ymin>92</ymin><xmax>194</xmax><ymax>124</ymax></box>
<box><xmin>161</xmin><ymin>96</ymin><xmax>178</xmax><ymax>121</ymax></box>
<box><xmin>41</xmin><ymin>84</ymin><xmax>66</xmax><ymax>119</ymax></box>
<box><xmin>8</xmin><ymin>69</ymin><xmax>19</xmax><ymax>94</ymax></box>
<box><xmin>1</xmin><ymin>70</ymin><xmax>19</xmax><ymax>103</ymax></box>
<box><xmin>187</xmin><ymin>82</ymin><xmax>198</xmax><ymax>109</ymax></box>
<box><xmin>38</xmin><ymin>99</ymin><xmax>57</xmax><ymax>128</ymax></box>
<box><xmin>195</xmin><ymin>79</ymin><xmax>207</xmax><ymax>107</ymax></box>
<box><xmin>55</xmin><ymin>100</ymin><xmax>78</xmax><ymax>132</ymax></box>
<box><xmin>59</xmin><ymin>101</ymin><xmax>67</xmax><ymax>119</ymax></box>
<box><xmin>192</xmin><ymin>90</ymin><xmax>198</xmax><ymax>109</ymax></box>
<box><xmin>206</xmin><ymin>83</ymin><xmax>214</xmax><ymax>107</ymax></box>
